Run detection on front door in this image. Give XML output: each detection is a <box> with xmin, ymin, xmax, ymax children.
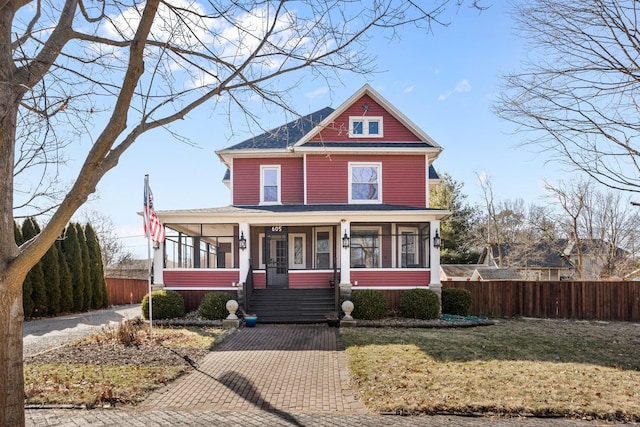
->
<box><xmin>265</xmin><ymin>226</ymin><xmax>288</xmax><ymax>288</ymax></box>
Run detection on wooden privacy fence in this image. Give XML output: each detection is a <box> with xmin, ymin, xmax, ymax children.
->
<box><xmin>105</xmin><ymin>278</ymin><xmax>148</xmax><ymax>305</ymax></box>
<box><xmin>442</xmin><ymin>281</ymin><xmax>640</xmax><ymax>322</ymax></box>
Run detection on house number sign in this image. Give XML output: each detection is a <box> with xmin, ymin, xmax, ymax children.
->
<box><xmin>271</xmin><ymin>226</ymin><xmax>283</xmax><ymax>232</ymax></box>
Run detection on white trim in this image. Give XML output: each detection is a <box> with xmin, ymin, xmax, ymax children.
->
<box><xmin>164</xmin><ymin>268</ymin><xmax>240</xmax><ymax>272</ymax></box>
<box><xmin>349</xmin><ymin>116</ymin><xmax>383</xmax><ymax>138</ymax></box>
<box><xmin>303</xmin><ymin>154</ymin><xmax>308</xmax><ymax>205</ymax></box>
<box><xmin>164</xmin><ymin>286</ymin><xmax>239</xmax><ymax>291</ymax></box>
<box><xmin>398</xmin><ymin>226</ymin><xmax>419</xmax><ymax>268</ymax></box>
<box><xmin>257</xmin><ymin>233</ymin><xmax>266</xmax><ymax>269</ymax></box>
<box><xmin>260</xmin><ymin>165</ymin><xmax>281</xmax><ymax>205</ymax></box>
<box><xmin>349</xmin><ymin>162</ymin><xmax>382</xmax><ymax>204</ymax></box>
<box><xmin>289</xmin><ymin>233</ymin><xmax>306</xmax><ymax>269</ymax></box>
<box><xmin>352</xmin><ymin>286</ymin><xmax>431</xmax><ymax>290</ymax></box>
<box><xmin>314</xmin><ymin>226</ymin><xmax>333</xmax><ymax>269</ymax></box>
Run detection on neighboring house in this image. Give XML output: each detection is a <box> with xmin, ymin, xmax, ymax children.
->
<box><xmin>153</xmin><ymin>84</ymin><xmax>449</xmax><ymax>321</ymax></box>
<box><xmin>440</xmin><ymin>264</ymin><xmax>476</xmax><ymax>281</ymax></box>
<box><xmin>470</xmin><ymin>267</ymin><xmax>523</xmax><ymax>281</ymax></box>
<box><xmin>478</xmin><ymin>241</ymin><xmax>575</xmax><ymax>281</ymax></box>
<box><xmin>440</xmin><ymin>264</ymin><xmax>523</xmax><ymax>282</ymax></box>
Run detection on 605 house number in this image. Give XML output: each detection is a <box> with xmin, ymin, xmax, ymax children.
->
<box><xmin>271</xmin><ymin>226</ymin><xmax>282</xmax><ymax>232</ymax></box>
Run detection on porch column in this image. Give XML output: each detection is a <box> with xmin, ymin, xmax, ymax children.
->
<box><xmin>238</xmin><ymin>222</ymin><xmax>250</xmax><ymax>284</ymax></box>
<box><xmin>339</xmin><ymin>220</ymin><xmax>352</xmax><ymax>301</ymax></box>
<box><xmin>153</xmin><ymin>242</ymin><xmax>164</xmax><ymax>286</ymax></box>
<box><xmin>430</xmin><ymin>221</ymin><xmax>442</xmax><ymax>295</ymax></box>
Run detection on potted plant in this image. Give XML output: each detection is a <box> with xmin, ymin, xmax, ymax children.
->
<box><xmin>240</xmin><ymin>309</ymin><xmax>258</xmax><ymax>327</ymax></box>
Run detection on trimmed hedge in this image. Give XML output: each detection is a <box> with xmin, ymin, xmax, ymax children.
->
<box><xmin>399</xmin><ymin>288</ymin><xmax>440</xmax><ymax>319</ymax></box>
<box><xmin>199</xmin><ymin>292</ymin><xmax>235</xmax><ymax>320</ymax></box>
<box><xmin>351</xmin><ymin>290</ymin><xmax>389</xmax><ymax>320</ymax></box>
<box><xmin>442</xmin><ymin>288</ymin><xmax>472</xmax><ymax>316</ymax></box>
<box><xmin>141</xmin><ymin>290</ymin><xmax>185</xmax><ymax>320</ymax></box>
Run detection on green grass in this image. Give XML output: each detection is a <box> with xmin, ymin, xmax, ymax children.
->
<box><xmin>341</xmin><ymin>318</ymin><xmax>640</xmax><ymax>421</ymax></box>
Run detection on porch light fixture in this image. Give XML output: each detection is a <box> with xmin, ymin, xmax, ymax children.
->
<box><xmin>433</xmin><ymin>230</ymin><xmax>441</xmax><ymax>249</ymax></box>
<box><xmin>239</xmin><ymin>231</ymin><xmax>247</xmax><ymax>250</ymax></box>
<box><xmin>342</xmin><ymin>231</ymin><xmax>351</xmax><ymax>248</ymax></box>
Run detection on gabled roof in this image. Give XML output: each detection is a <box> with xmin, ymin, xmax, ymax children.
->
<box><xmin>473</xmin><ymin>267</ymin><xmax>523</xmax><ymax>281</ymax></box>
<box><xmin>295</xmin><ymin>84</ymin><xmax>442</xmax><ymax>150</ymax></box>
<box><xmin>480</xmin><ymin>241</ymin><xmax>575</xmax><ymax>269</ymax></box>
<box><xmin>224</xmin><ymin>107</ymin><xmax>335</xmax><ymax>150</ymax></box>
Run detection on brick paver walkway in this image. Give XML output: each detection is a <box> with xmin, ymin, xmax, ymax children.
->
<box><xmin>138</xmin><ymin>324</ymin><xmax>367</xmax><ymax>414</ymax></box>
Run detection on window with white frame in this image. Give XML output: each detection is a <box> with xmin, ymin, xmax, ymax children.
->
<box><xmin>315</xmin><ymin>228</ymin><xmax>332</xmax><ymax>269</ymax></box>
<box><xmin>260</xmin><ymin>165</ymin><xmax>281</xmax><ymax>204</ymax></box>
<box><xmin>349</xmin><ymin>162</ymin><xmax>382</xmax><ymax>203</ymax></box>
<box><xmin>349</xmin><ymin>116</ymin><xmax>383</xmax><ymax>138</ymax></box>
<box><xmin>398</xmin><ymin>227</ymin><xmax>419</xmax><ymax>268</ymax></box>
<box><xmin>289</xmin><ymin>233</ymin><xmax>306</xmax><ymax>269</ymax></box>
<box><xmin>350</xmin><ymin>227</ymin><xmax>381</xmax><ymax>268</ymax></box>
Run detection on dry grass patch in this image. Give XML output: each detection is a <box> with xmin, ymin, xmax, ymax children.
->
<box><xmin>341</xmin><ymin>318</ymin><xmax>640</xmax><ymax>421</ymax></box>
<box><xmin>24</xmin><ymin>320</ymin><xmax>230</xmax><ymax>406</ymax></box>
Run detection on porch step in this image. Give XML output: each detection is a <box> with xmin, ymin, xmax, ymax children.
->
<box><xmin>248</xmin><ymin>288</ymin><xmax>337</xmax><ymax>324</ymax></box>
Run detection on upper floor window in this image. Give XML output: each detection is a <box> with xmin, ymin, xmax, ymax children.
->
<box><xmin>260</xmin><ymin>165</ymin><xmax>281</xmax><ymax>204</ymax></box>
<box><xmin>349</xmin><ymin>116</ymin><xmax>383</xmax><ymax>138</ymax></box>
<box><xmin>349</xmin><ymin>162</ymin><xmax>382</xmax><ymax>203</ymax></box>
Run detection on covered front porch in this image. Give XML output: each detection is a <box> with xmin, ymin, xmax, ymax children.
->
<box><xmin>153</xmin><ymin>205</ymin><xmax>447</xmax><ymax>320</ymax></box>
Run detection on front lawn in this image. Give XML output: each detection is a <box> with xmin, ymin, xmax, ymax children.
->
<box><xmin>341</xmin><ymin>318</ymin><xmax>640</xmax><ymax>421</ymax></box>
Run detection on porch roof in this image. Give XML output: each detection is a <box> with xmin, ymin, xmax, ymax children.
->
<box><xmin>157</xmin><ymin>204</ymin><xmax>450</xmax><ymax>224</ymax></box>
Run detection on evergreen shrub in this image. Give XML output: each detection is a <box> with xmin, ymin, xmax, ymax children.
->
<box><xmin>399</xmin><ymin>288</ymin><xmax>440</xmax><ymax>319</ymax></box>
<box><xmin>141</xmin><ymin>290</ymin><xmax>185</xmax><ymax>320</ymax></box>
<box><xmin>350</xmin><ymin>290</ymin><xmax>389</xmax><ymax>320</ymax></box>
<box><xmin>199</xmin><ymin>292</ymin><xmax>235</xmax><ymax>320</ymax></box>
<box><xmin>442</xmin><ymin>288</ymin><xmax>472</xmax><ymax>316</ymax></box>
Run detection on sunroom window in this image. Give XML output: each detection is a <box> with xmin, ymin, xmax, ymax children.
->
<box><xmin>349</xmin><ymin>162</ymin><xmax>382</xmax><ymax>203</ymax></box>
<box><xmin>350</xmin><ymin>228</ymin><xmax>381</xmax><ymax>268</ymax></box>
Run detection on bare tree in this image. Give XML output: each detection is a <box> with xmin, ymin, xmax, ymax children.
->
<box><xmin>495</xmin><ymin>0</ymin><xmax>640</xmax><ymax>193</ymax></box>
<box><xmin>544</xmin><ymin>180</ymin><xmax>640</xmax><ymax>279</ymax></box>
<box><xmin>1</xmin><ymin>0</ymin><xmax>484</xmax><ymax>424</ymax></box>
<box><xmin>79</xmin><ymin>209</ymin><xmax>132</xmax><ymax>266</ymax></box>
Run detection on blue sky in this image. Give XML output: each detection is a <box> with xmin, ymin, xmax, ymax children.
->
<box><xmin>75</xmin><ymin>2</ymin><xmax>571</xmax><ymax>258</ymax></box>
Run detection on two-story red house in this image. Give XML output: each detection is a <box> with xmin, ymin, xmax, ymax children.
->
<box><xmin>152</xmin><ymin>84</ymin><xmax>449</xmax><ymax>322</ymax></box>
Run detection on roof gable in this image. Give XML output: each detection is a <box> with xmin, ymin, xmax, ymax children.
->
<box><xmin>296</xmin><ymin>84</ymin><xmax>441</xmax><ymax>149</ymax></box>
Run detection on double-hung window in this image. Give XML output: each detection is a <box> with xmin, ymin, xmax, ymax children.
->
<box><xmin>260</xmin><ymin>165</ymin><xmax>281</xmax><ymax>205</ymax></box>
<box><xmin>349</xmin><ymin>162</ymin><xmax>382</xmax><ymax>203</ymax></box>
<box><xmin>349</xmin><ymin>116</ymin><xmax>383</xmax><ymax>138</ymax></box>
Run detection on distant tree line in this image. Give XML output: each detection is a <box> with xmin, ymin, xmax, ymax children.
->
<box><xmin>15</xmin><ymin>219</ymin><xmax>108</xmax><ymax>320</ymax></box>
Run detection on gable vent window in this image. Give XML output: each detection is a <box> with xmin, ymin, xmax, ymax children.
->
<box><xmin>349</xmin><ymin>116</ymin><xmax>383</xmax><ymax>138</ymax></box>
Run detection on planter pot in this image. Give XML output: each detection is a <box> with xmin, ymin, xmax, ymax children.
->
<box><xmin>244</xmin><ymin>316</ymin><xmax>258</xmax><ymax>327</ymax></box>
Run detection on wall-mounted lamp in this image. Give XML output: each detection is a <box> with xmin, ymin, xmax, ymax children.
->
<box><xmin>239</xmin><ymin>231</ymin><xmax>247</xmax><ymax>250</ymax></box>
<box><xmin>433</xmin><ymin>230</ymin><xmax>441</xmax><ymax>249</ymax></box>
<box><xmin>342</xmin><ymin>231</ymin><xmax>351</xmax><ymax>248</ymax></box>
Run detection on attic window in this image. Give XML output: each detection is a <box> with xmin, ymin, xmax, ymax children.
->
<box><xmin>349</xmin><ymin>116</ymin><xmax>383</xmax><ymax>138</ymax></box>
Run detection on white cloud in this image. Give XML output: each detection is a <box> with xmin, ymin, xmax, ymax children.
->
<box><xmin>403</xmin><ymin>85</ymin><xmax>415</xmax><ymax>94</ymax></box>
<box><xmin>438</xmin><ymin>79</ymin><xmax>471</xmax><ymax>101</ymax></box>
<box><xmin>306</xmin><ymin>86</ymin><xmax>329</xmax><ymax>99</ymax></box>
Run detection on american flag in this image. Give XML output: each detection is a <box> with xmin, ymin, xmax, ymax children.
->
<box><xmin>144</xmin><ymin>176</ymin><xmax>166</xmax><ymax>243</ymax></box>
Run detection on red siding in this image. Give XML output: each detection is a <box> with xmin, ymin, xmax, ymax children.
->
<box><xmin>233</xmin><ymin>157</ymin><xmax>303</xmax><ymax>205</ymax></box>
<box><xmin>309</xmin><ymin>95</ymin><xmax>421</xmax><ymax>143</ymax></box>
<box><xmin>289</xmin><ymin>271</ymin><xmax>335</xmax><ymax>289</ymax></box>
<box><xmin>164</xmin><ymin>270</ymin><xmax>240</xmax><ymax>288</ymax></box>
<box><xmin>351</xmin><ymin>270</ymin><xmax>431</xmax><ymax>287</ymax></box>
<box><xmin>306</xmin><ymin>154</ymin><xmax>426</xmax><ymax>207</ymax></box>
<box><xmin>252</xmin><ymin>271</ymin><xmax>266</xmax><ymax>289</ymax></box>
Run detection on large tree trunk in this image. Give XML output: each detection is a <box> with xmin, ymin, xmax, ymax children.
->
<box><xmin>0</xmin><ymin>272</ymin><xmax>25</xmax><ymax>427</ymax></box>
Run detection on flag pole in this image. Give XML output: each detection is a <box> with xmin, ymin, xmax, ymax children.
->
<box><xmin>145</xmin><ymin>174</ymin><xmax>153</xmax><ymax>337</ymax></box>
